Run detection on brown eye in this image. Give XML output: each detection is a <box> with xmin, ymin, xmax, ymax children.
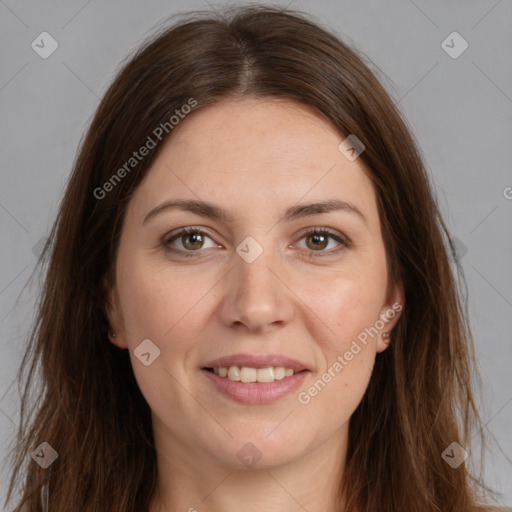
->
<box><xmin>305</xmin><ymin>232</ymin><xmax>329</xmax><ymax>251</ymax></box>
<box><xmin>297</xmin><ymin>228</ymin><xmax>350</xmax><ymax>257</ymax></box>
<box><xmin>164</xmin><ymin>227</ymin><xmax>217</xmax><ymax>257</ymax></box>
<box><xmin>181</xmin><ymin>232</ymin><xmax>205</xmax><ymax>250</ymax></box>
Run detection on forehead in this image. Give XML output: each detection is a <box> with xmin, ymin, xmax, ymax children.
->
<box><xmin>128</xmin><ymin>97</ymin><xmax>379</xmax><ymax>229</ymax></box>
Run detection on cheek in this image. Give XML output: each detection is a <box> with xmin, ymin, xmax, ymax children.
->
<box><xmin>305</xmin><ymin>262</ymin><xmax>388</xmax><ymax>353</ymax></box>
<box><xmin>116</xmin><ymin>254</ymin><xmax>212</xmax><ymax>347</ymax></box>
<box><xmin>298</xmin><ymin>347</ymin><xmax>375</xmax><ymax>435</ymax></box>
<box><xmin>115</xmin><ymin>257</ymin><xmax>213</xmax><ymax>415</ymax></box>
<box><xmin>295</xmin><ymin>264</ymin><xmax>387</xmax><ymax>413</ymax></box>
<box><xmin>295</xmin><ymin>295</ymin><xmax>380</xmax><ymax>433</ymax></box>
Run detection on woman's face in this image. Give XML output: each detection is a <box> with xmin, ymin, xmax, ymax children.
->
<box><xmin>107</xmin><ymin>97</ymin><xmax>403</xmax><ymax>470</ymax></box>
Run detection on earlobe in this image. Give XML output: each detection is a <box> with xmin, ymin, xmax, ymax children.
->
<box><xmin>376</xmin><ymin>281</ymin><xmax>405</xmax><ymax>353</ymax></box>
<box><xmin>376</xmin><ymin>331</ymin><xmax>392</xmax><ymax>353</ymax></box>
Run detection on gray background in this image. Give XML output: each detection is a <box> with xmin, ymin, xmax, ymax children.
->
<box><xmin>1</xmin><ymin>0</ymin><xmax>511</xmax><ymax>507</ymax></box>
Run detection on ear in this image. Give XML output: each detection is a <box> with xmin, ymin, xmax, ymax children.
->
<box><xmin>375</xmin><ymin>279</ymin><xmax>404</xmax><ymax>353</ymax></box>
<box><xmin>103</xmin><ymin>275</ymin><xmax>128</xmax><ymax>350</ymax></box>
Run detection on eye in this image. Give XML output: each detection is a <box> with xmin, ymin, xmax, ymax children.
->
<box><xmin>163</xmin><ymin>227</ymin><xmax>218</xmax><ymax>257</ymax></box>
<box><xmin>295</xmin><ymin>228</ymin><xmax>350</xmax><ymax>257</ymax></box>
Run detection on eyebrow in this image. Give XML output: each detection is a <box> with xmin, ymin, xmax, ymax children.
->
<box><xmin>143</xmin><ymin>198</ymin><xmax>367</xmax><ymax>225</ymax></box>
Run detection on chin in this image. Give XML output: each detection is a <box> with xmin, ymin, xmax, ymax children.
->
<box><xmin>207</xmin><ymin>432</ymin><xmax>308</xmax><ymax>470</ymax></box>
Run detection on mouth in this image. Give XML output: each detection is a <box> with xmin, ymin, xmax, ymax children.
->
<box><xmin>200</xmin><ymin>354</ymin><xmax>311</xmax><ymax>404</ymax></box>
<box><xmin>203</xmin><ymin>366</ymin><xmax>307</xmax><ymax>383</ymax></box>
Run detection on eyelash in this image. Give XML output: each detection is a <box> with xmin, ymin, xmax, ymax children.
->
<box><xmin>163</xmin><ymin>226</ymin><xmax>351</xmax><ymax>259</ymax></box>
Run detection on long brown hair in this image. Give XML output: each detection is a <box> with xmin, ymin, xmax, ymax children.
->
<box><xmin>5</xmin><ymin>5</ymin><xmax>495</xmax><ymax>511</ymax></box>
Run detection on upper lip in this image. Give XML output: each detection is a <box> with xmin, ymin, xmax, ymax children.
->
<box><xmin>203</xmin><ymin>353</ymin><xmax>310</xmax><ymax>372</ymax></box>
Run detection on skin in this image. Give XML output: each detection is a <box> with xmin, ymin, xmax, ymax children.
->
<box><xmin>106</xmin><ymin>97</ymin><xmax>404</xmax><ymax>512</ymax></box>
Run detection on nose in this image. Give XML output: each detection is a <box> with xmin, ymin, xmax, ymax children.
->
<box><xmin>217</xmin><ymin>246</ymin><xmax>295</xmax><ymax>333</ymax></box>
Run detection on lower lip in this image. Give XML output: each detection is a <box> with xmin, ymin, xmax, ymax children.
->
<box><xmin>201</xmin><ymin>369</ymin><xmax>310</xmax><ymax>404</ymax></box>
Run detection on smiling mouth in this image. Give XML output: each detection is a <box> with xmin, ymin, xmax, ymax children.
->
<box><xmin>203</xmin><ymin>366</ymin><xmax>307</xmax><ymax>383</ymax></box>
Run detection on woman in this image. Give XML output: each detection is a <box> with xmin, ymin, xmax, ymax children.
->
<box><xmin>5</xmin><ymin>5</ymin><xmax>501</xmax><ymax>511</ymax></box>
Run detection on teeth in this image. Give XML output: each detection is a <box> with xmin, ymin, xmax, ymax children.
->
<box><xmin>227</xmin><ymin>366</ymin><xmax>241</xmax><ymax>381</ymax></box>
<box><xmin>256</xmin><ymin>367</ymin><xmax>274</xmax><ymax>383</ymax></box>
<box><xmin>211</xmin><ymin>366</ymin><xmax>299</xmax><ymax>382</ymax></box>
<box><xmin>240</xmin><ymin>367</ymin><xmax>257</xmax><ymax>382</ymax></box>
<box><xmin>274</xmin><ymin>367</ymin><xmax>286</xmax><ymax>380</ymax></box>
